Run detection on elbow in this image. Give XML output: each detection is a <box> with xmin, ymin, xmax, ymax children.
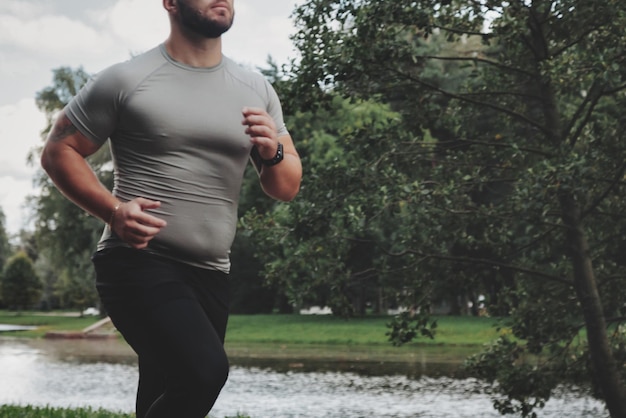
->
<box><xmin>40</xmin><ymin>141</ymin><xmax>61</xmax><ymax>178</ymax></box>
<box><xmin>40</xmin><ymin>141</ymin><xmax>64</xmax><ymax>179</ymax></box>
<box><xmin>264</xmin><ymin>172</ymin><xmax>301</xmax><ymax>202</ymax></box>
<box><xmin>277</xmin><ymin>170</ymin><xmax>302</xmax><ymax>202</ymax></box>
<box><xmin>265</xmin><ymin>182</ymin><xmax>300</xmax><ymax>202</ymax></box>
<box><xmin>40</xmin><ymin>146</ymin><xmax>53</xmax><ymax>175</ymax></box>
<box><xmin>280</xmin><ymin>185</ymin><xmax>301</xmax><ymax>202</ymax></box>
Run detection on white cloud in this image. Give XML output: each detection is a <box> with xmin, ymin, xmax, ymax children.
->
<box><xmin>0</xmin><ymin>14</ymin><xmax>116</xmax><ymax>56</ymax></box>
<box><xmin>0</xmin><ymin>99</ymin><xmax>46</xmax><ymax>179</ymax></box>
<box><xmin>0</xmin><ymin>99</ymin><xmax>46</xmax><ymax>235</ymax></box>
<box><xmin>0</xmin><ymin>4</ymin><xmax>125</xmax><ymax>105</ymax></box>
<box><xmin>0</xmin><ymin>0</ymin><xmax>47</xmax><ymax>18</ymax></box>
<box><xmin>223</xmin><ymin>1</ymin><xmax>301</xmax><ymax>68</ymax></box>
<box><xmin>107</xmin><ymin>0</ymin><xmax>169</xmax><ymax>52</ymax></box>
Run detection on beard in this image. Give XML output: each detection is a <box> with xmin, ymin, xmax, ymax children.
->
<box><xmin>177</xmin><ymin>0</ymin><xmax>234</xmax><ymax>39</ymax></box>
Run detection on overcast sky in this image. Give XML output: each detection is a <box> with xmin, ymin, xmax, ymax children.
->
<box><xmin>0</xmin><ymin>0</ymin><xmax>303</xmax><ymax>237</ymax></box>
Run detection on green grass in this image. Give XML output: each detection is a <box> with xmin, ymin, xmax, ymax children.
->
<box><xmin>0</xmin><ymin>311</ymin><xmax>98</xmax><ymax>338</ymax></box>
<box><xmin>0</xmin><ymin>405</ymin><xmax>133</xmax><ymax>418</ymax></box>
<box><xmin>0</xmin><ymin>406</ymin><xmax>251</xmax><ymax>418</ymax></box>
<box><xmin>0</xmin><ymin>310</ymin><xmax>504</xmax><ymax>345</ymax></box>
<box><xmin>226</xmin><ymin>314</ymin><xmax>502</xmax><ymax>346</ymax></box>
<box><xmin>222</xmin><ymin>314</ymin><xmax>505</xmax><ymax>363</ymax></box>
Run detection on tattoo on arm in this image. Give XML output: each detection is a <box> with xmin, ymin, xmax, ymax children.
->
<box><xmin>48</xmin><ymin>114</ymin><xmax>78</xmax><ymax>143</ymax></box>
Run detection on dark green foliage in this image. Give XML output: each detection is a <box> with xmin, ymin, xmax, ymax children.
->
<box><xmin>228</xmin><ymin>234</ymin><xmax>279</xmax><ymax>314</ymax></box>
<box><xmin>35</xmin><ymin>67</ymin><xmax>90</xmax><ymax>118</ymax></box>
<box><xmin>245</xmin><ymin>0</ymin><xmax>626</xmax><ymax>416</ymax></box>
<box><xmin>31</xmin><ymin>67</ymin><xmax>105</xmax><ymax>311</ymax></box>
<box><xmin>240</xmin><ymin>96</ymin><xmax>426</xmax><ymax>317</ymax></box>
<box><xmin>1</xmin><ymin>251</ymin><xmax>42</xmax><ymax>310</ymax></box>
<box><xmin>387</xmin><ymin>311</ymin><xmax>438</xmax><ymax>346</ymax></box>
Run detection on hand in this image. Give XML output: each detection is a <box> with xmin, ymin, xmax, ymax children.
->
<box><xmin>110</xmin><ymin>198</ymin><xmax>167</xmax><ymax>249</ymax></box>
<box><xmin>242</xmin><ymin>107</ymin><xmax>279</xmax><ymax>160</ymax></box>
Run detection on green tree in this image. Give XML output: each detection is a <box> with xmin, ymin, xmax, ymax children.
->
<box><xmin>31</xmin><ymin>67</ymin><xmax>107</xmax><ymax>310</ymax></box>
<box><xmin>241</xmin><ymin>94</ymin><xmax>412</xmax><ymax>315</ymax></box>
<box><xmin>250</xmin><ymin>0</ymin><xmax>626</xmax><ymax>416</ymax></box>
<box><xmin>1</xmin><ymin>251</ymin><xmax>42</xmax><ymax>311</ymax></box>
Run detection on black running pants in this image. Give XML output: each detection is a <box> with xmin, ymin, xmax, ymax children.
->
<box><xmin>92</xmin><ymin>247</ymin><xmax>230</xmax><ymax>418</ymax></box>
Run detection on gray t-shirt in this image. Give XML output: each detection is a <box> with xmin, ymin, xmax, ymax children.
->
<box><xmin>65</xmin><ymin>44</ymin><xmax>288</xmax><ymax>273</ymax></box>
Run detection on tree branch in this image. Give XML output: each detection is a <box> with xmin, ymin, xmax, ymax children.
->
<box><xmin>604</xmin><ymin>316</ymin><xmax>626</xmax><ymax>326</ymax></box>
<box><xmin>381</xmin><ymin>249</ymin><xmax>572</xmax><ymax>286</ymax></box>
<box><xmin>550</xmin><ymin>21</ymin><xmax>612</xmax><ymax>58</ymax></box>
<box><xmin>431</xmin><ymin>24</ymin><xmax>492</xmax><ymax>39</ymax></box>
<box><xmin>582</xmin><ymin>161</ymin><xmax>626</xmax><ymax>219</ymax></box>
<box><xmin>385</xmin><ymin>65</ymin><xmax>552</xmax><ymax>137</ymax></box>
<box><xmin>419</xmin><ymin>55</ymin><xmax>536</xmax><ymax>78</ymax></box>
<box><xmin>454</xmin><ymin>137</ymin><xmax>555</xmax><ymax>158</ymax></box>
<box><xmin>565</xmin><ymin>80</ymin><xmax>606</xmax><ymax>148</ymax></box>
<box><xmin>603</xmin><ymin>82</ymin><xmax>626</xmax><ymax>95</ymax></box>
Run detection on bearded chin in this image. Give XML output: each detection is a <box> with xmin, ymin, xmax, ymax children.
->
<box><xmin>177</xmin><ymin>0</ymin><xmax>234</xmax><ymax>39</ymax></box>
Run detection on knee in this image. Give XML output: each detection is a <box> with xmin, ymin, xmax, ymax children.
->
<box><xmin>189</xmin><ymin>351</ymin><xmax>230</xmax><ymax>394</ymax></box>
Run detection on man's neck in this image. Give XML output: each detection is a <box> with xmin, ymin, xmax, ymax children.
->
<box><xmin>164</xmin><ymin>33</ymin><xmax>223</xmax><ymax>68</ymax></box>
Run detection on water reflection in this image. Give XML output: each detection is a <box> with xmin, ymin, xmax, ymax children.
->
<box><xmin>0</xmin><ymin>339</ymin><xmax>136</xmax><ymax>413</ymax></box>
<box><xmin>0</xmin><ymin>338</ymin><xmax>609</xmax><ymax>418</ymax></box>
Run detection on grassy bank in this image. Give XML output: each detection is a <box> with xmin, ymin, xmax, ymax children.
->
<box><xmin>0</xmin><ymin>405</ymin><xmax>250</xmax><ymax>418</ymax></box>
<box><xmin>0</xmin><ymin>311</ymin><xmax>96</xmax><ymax>338</ymax></box>
<box><xmin>0</xmin><ymin>405</ymin><xmax>133</xmax><ymax>418</ymax></box>
<box><xmin>227</xmin><ymin>314</ymin><xmax>501</xmax><ymax>346</ymax></box>
<box><xmin>0</xmin><ymin>311</ymin><xmax>503</xmax><ymax>346</ymax></box>
<box><xmin>0</xmin><ymin>311</ymin><xmax>505</xmax><ymax>367</ymax></box>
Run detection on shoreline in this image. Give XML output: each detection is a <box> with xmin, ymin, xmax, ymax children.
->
<box><xmin>0</xmin><ymin>335</ymin><xmax>481</xmax><ymax>378</ymax></box>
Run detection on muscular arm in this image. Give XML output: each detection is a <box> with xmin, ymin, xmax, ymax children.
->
<box><xmin>41</xmin><ymin>110</ymin><xmax>118</xmax><ymax>223</ymax></box>
<box><xmin>40</xmin><ymin>110</ymin><xmax>166</xmax><ymax>249</ymax></box>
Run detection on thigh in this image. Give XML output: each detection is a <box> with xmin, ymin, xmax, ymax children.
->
<box><xmin>145</xmin><ymin>297</ymin><xmax>228</xmax><ymax>381</ymax></box>
<box><xmin>92</xmin><ymin>247</ymin><xmax>188</xmax><ymax>352</ymax></box>
<box><xmin>92</xmin><ymin>247</ymin><xmax>229</xmax><ymax>375</ymax></box>
<box><xmin>182</xmin><ymin>265</ymin><xmax>230</xmax><ymax>344</ymax></box>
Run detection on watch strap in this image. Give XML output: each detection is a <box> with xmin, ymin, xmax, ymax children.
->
<box><xmin>261</xmin><ymin>142</ymin><xmax>284</xmax><ymax>166</ymax></box>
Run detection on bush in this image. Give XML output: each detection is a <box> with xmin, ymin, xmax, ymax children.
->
<box><xmin>1</xmin><ymin>251</ymin><xmax>42</xmax><ymax>311</ymax></box>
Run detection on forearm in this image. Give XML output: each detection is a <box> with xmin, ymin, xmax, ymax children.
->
<box><xmin>41</xmin><ymin>143</ymin><xmax>118</xmax><ymax>224</ymax></box>
<box><xmin>259</xmin><ymin>153</ymin><xmax>302</xmax><ymax>201</ymax></box>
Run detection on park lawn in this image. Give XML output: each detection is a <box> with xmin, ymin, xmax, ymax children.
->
<box><xmin>0</xmin><ymin>405</ymin><xmax>250</xmax><ymax>418</ymax></box>
<box><xmin>0</xmin><ymin>311</ymin><xmax>98</xmax><ymax>338</ymax></box>
<box><xmin>0</xmin><ymin>405</ymin><xmax>133</xmax><ymax>418</ymax></box>
<box><xmin>225</xmin><ymin>314</ymin><xmax>503</xmax><ymax>346</ymax></box>
<box><xmin>0</xmin><ymin>310</ymin><xmax>505</xmax><ymax>346</ymax></box>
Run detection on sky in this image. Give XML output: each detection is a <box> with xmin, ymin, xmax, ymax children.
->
<box><xmin>0</xmin><ymin>0</ymin><xmax>303</xmax><ymax>238</ymax></box>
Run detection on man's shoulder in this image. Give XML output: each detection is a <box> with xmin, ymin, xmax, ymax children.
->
<box><xmin>94</xmin><ymin>46</ymin><xmax>166</xmax><ymax>90</ymax></box>
<box><xmin>222</xmin><ymin>56</ymin><xmax>272</xmax><ymax>93</ymax></box>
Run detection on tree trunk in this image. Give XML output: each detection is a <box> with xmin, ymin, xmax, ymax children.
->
<box><xmin>559</xmin><ymin>192</ymin><xmax>626</xmax><ymax>418</ymax></box>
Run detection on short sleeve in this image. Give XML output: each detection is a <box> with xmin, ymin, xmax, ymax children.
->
<box><xmin>264</xmin><ymin>78</ymin><xmax>289</xmax><ymax>137</ymax></box>
<box><xmin>65</xmin><ymin>65</ymin><xmax>127</xmax><ymax>146</ymax></box>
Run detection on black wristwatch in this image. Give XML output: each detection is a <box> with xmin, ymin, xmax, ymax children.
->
<box><xmin>261</xmin><ymin>142</ymin><xmax>284</xmax><ymax>166</ymax></box>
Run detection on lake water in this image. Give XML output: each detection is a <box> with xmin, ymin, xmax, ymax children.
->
<box><xmin>0</xmin><ymin>337</ymin><xmax>609</xmax><ymax>418</ymax></box>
